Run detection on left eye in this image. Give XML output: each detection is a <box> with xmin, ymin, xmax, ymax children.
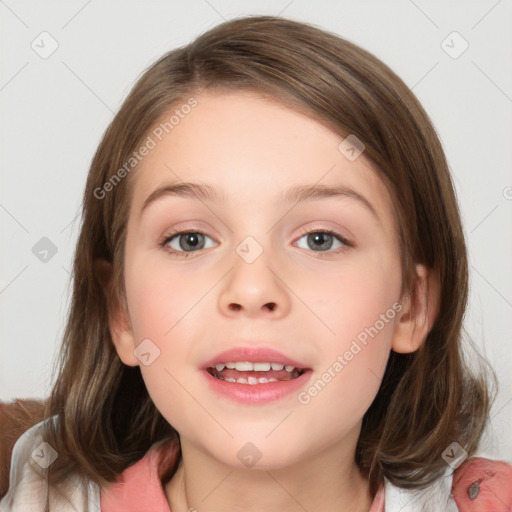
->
<box><xmin>294</xmin><ymin>230</ymin><xmax>349</xmax><ymax>254</ymax></box>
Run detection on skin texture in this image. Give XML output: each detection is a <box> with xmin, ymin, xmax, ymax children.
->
<box><xmin>109</xmin><ymin>91</ymin><xmax>438</xmax><ymax>512</ymax></box>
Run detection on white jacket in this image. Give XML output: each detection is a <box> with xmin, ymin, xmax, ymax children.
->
<box><xmin>0</xmin><ymin>417</ymin><xmax>459</xmax><ymax>511</ymax></box>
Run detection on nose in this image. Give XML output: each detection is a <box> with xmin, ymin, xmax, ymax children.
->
<box><xmin>218</xmin><ymin>247</ymin><xmax>291</xmax><ymax>319</ymax></box>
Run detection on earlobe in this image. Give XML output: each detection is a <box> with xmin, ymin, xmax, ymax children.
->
<box><xmin>110</xmin><ymin>303</ymin><xmax>140</xmax><ymax>367</ymax></box>
<box><xmin>391</xmin><ymin>263</ymin><xmax>440</xmax><ymax>354</ymax></box>
<box><xmin>94</xmin><ymin>258</ymin><xmax>140</xmax><ymax>367</ymax></box>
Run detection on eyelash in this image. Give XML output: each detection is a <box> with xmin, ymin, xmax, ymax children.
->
<box><xmin>158</xmin><ymin>227</ymin><xmax>353</xmax><ymax>259</ymax></box>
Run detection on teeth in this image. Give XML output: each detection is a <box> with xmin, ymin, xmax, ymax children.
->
<box><xmin>209</xmin><ymin>361</ymin><xmax>305</xmax><ymax>384</ymax></box>
<box><xmin>213</xmin><ymin>361</ymin><xmax>297</xmax><ymax>372</ymax></box>
<box><xmin>217</xmin><ymin>376</ymin><xmax>284</xmax><ymax>384</ymax></box>
<box><xmin>213</xmin><ymin>371</ymin><xmax>301</xmax><ymax>384</ymax></box>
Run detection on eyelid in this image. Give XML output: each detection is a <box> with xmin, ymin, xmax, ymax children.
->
<box><xmin>160</xmin><ymin>221</ymin><xmax>216</xmax><ymax>240</ymax></box>
<box><xmin>294</xmin><ymin>224</ymin><xmax>353</xmax><ymax>245</ymax></box>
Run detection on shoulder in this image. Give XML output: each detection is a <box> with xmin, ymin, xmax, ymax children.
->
<box><xmin>0</xmin><ymin>416</ymin><xmax>101</xmax><ymax>512</ymax></box>
<box><xmin>452</xmin><ymin>456</ymin><xmax>512</xmax><ymax>512</ymax></box>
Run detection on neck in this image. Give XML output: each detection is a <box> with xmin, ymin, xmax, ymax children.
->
<box><xmin>165</xmin><ymin>435</ymin><xmax>373</xmax><ymax>512</ymax></box>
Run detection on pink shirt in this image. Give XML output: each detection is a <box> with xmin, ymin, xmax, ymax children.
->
<box><xmin>100</xmin><ymin>440</ymin><xmax>385</xmax><ymax>511</ymax></box>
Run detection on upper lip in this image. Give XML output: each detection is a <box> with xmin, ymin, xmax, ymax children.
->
<box><xmin>201</xmin><ymin>346</ymin><xmax>310</xmax><ymax>370</ymax></box>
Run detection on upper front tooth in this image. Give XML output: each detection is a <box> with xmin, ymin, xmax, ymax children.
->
<box><xmin>225</xmin><ymin>362</ymin><xmax>236</xmax><ymax>369</ymax></box>
<box><xmin>234</xmin><ymin>362</ymin><xmax>253</xmax><ymax>371</ymax></box>
<box><xmin>271</xmin><ymin>363</ymin><xmax>284</xmax><ymax>370</ymax></box>
<box><xmin>253</xmin><ymin>362</ymin><xmax>271</xmax><ymax>371</ymax></box>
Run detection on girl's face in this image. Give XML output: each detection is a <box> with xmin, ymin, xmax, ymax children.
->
<box><xmin>113</xmin><ymin>90</ymin><xmax>408</xmax><ymax>469</ymax></box>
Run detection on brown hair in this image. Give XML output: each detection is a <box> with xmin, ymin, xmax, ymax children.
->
<box><xmin>41</xmin><ymin>14</ymin><xmax>495</xmax><ymax>501</ymax></box>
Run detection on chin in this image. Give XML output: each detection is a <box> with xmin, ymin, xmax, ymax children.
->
<box><xmin>202</xmin><ymin>438</ymin><xmax>303</xmax><ymax>471</ymax></box>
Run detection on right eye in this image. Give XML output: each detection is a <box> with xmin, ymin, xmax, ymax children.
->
<box><xmin>160</xmin><ymin>230</ymin><xmax>217</xmax><ymax>257</ymax></box>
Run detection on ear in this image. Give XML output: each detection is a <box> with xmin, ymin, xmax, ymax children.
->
<box><xmin>95</xmin><ymin>259</ymin><xmax>139</xmax><ymax>367</ymax></box>
<box><xmin>391</xmin><ymin>263</ymin><xmax>440</xmax><ymax>354</ymax></box>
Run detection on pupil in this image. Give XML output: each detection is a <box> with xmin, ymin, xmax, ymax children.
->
<box><xmin>180</xmin><ymin>233</ymin><xmax>203</xmax><ymax>251</ymax></box>
<box><xmin>309</xmin><ymin>232</ymin><xmax>332</xmax><ymax>250</ymax></box>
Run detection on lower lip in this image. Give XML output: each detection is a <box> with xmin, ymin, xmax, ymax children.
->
<box><xmin>202</xmin><ymin>369</ymin><xmax>312</xmax><ymax>404</ymax></box>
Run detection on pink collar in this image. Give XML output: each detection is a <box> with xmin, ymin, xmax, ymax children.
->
<box><xmin>100</xmin><ymin>440</ymin><xmax>180</xmax><ymax>511</ymax></box>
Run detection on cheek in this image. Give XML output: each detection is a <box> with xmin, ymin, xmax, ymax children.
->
<box><xmin>125</xmin><ymin>256</ymin><xmax>201</xmax><ymax>339</ymax></box>
<box><xmin>297</xmin><ymin>321</ymin><xmax>392</xmax><ymax>434</ymax></box>
<box><xmin>307</xmin><ymin>245</ymin><xmax>401</xmax><ymax>345</ymax></box>
<box><xmin>298</xmin><ymin>249</ymin><xmax>400</xmax><ymax>410</ymax></box>
<box><xmin>123</xmin><ymin>256</ymin><xmax>208</xmax><ymax>424</ymax></box>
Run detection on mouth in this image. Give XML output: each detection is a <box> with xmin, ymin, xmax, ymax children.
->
<box><xmin>206</xmin><ymin>361</ymin><xmax>307</xmax><ymax>384</ymax></box>
<box><xmin>201</xmin><ymin>347</ymin><xmax>312</xmax><ymax>403</ymax></box>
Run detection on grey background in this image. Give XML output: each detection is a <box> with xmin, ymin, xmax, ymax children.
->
<box><xmin>1</xmin><ymin>0</ymin><xmax>511</xmax><ymax>461</ymax></box>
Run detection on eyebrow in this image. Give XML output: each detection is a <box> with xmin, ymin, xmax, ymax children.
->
<box><xmin>140</xmin><ymin>181</ymin><xmax>379</xmax><ymax>220</ymax></box>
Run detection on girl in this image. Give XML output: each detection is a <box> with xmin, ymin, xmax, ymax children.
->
<box><xmin>1</xmin><ymin>15</ymin><xmax>511</xmax><ymax>512</ymax></box>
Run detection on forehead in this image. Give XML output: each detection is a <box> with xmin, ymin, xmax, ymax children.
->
<box><xmin>128</xmin><ymin>90</ymin><xmax>397</xmax><ymax>234</ymax></box>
